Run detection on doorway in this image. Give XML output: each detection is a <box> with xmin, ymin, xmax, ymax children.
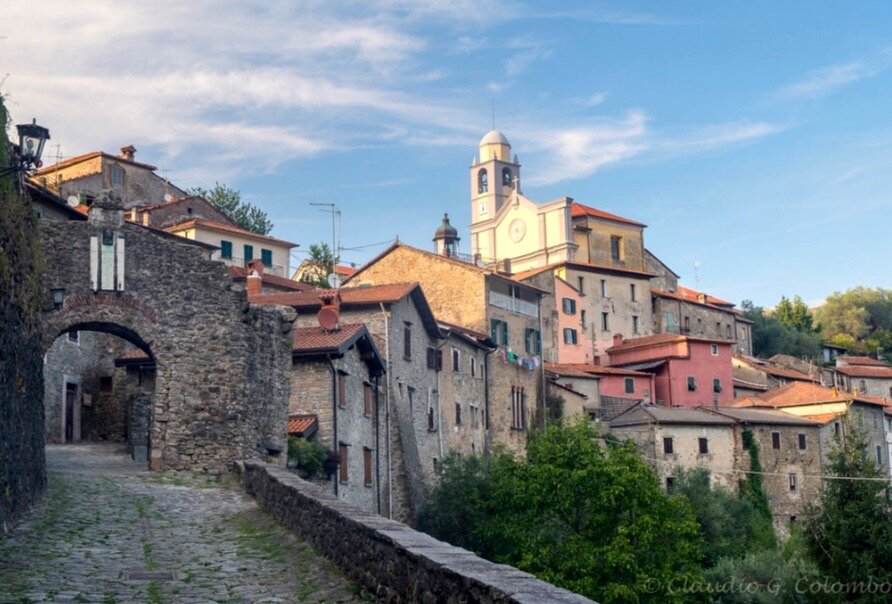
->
<box><xmin>63</xmin><ymin>381</ymin><xmax>80</xmax><ymax>443</ymax></box>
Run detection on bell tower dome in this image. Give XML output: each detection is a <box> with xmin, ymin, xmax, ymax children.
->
<box><xmin>470</xmin><ymin>130</ymin><xmax>521</xmax><ymax>230</ymax></box>
<box><xmin>433</xmin><ymin>213</ymin><xmax>460</xmax><ymax>257</ymax></box>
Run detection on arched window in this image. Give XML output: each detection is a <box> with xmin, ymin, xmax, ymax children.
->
<box><xmin>502</xmin><ymin>167</ymin><xmax>512</xmax><ymax>187</ymax></box>
<box><xmin>477</xmin><ymin>169</ymin><xmax>488</xmax><ymax>193</ymax></box>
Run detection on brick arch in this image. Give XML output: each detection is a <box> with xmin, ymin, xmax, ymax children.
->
<box><xmin>38</xmin><ymin>192</ymin><xmax>294</xmax><ymax>471</ymax></box>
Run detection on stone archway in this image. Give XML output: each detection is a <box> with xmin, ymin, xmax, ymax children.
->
<box><xmin>38</xmin><ymin>192</ymin><xmax>294</xmax><ymax>471</ymax></box>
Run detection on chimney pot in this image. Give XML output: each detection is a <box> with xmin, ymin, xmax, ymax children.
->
<box><xmin>119</xmin><ymin>145</ymin><xmax>136</xmax><ymax>161</ymax></box>
<box><xmin>613</xmin><ymin>334</ymin><xmax>624</xmax><ymax>347</ymax></box>
<box><xmin>246</xmin><ymin>259</ymin><xmax>265</xmax><ymax>275</ymax></box>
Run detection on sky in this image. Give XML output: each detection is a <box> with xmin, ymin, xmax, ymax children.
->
<box><xmin>3</xmin><ymin>1</ymin><xmax>891</xmax><ymax>307</ymax></box>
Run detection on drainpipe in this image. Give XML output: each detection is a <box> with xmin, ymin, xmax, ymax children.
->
<box><xmin>379</xmin><ymin>303</ymin><xmax>393</xmax><ymax>518</ymax></box>
<box><xmin>484</xmin><ymin>347</ymin><xmax>493</xmax><ymax>452</ymax></box>
<box><xmin>326</xmin><ymin>354</ymin><xmax>339</xmax><ymax>498</ymax></box>
<box><xmin>538</xmin><ymin>295</ymin><xmax>547</xmax><ymax>427</ymax></box>
<box><xmin>435</xmin><ymin>336</ymin><xmax>447</xmax><ymax>461</ymax></box>
<box><xmin>374</xmin><ymin>373</ymin><xmax>381</xmax><ymax>515</ymax></box>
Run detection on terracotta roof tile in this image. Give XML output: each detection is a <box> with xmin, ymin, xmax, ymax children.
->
<box><xmin>292</xmin><ymin>323</ymin><xmax>366</xmax><ymax>353</ymax></box>
<box><xmin>253</xmin><ymin>283</ymin><xmax>419</xmax><ymax>308</ymax></box>
<box><xmin>117</xmin><ymin>348</ymin><xmax>150</xmax><ymax>361</ymax></box>
<box><xmin>545</xmin><ymin>362</ymin><xmax>650</xmax><ymax>377</ymax></box>
<box><xmin>651</xmin><ymin>287</ymin><xmax>737</xmax><ymax>312</ymax></box>
<box><xmin>839</xmin><ymin>356</ymin><xmax>889</xmax><ymax>367</ymax></box>
<box><xmin>834</xmin><ymin>365</ymin><xmax>892</xmax><ymax>378</ymax></box>
<box><xmin>709</xmin><ymin>407</ymin><xmax>821</xmax><ymax>426</ymax></box>
<box><xmin>33</xmin><ymin>150</ymin><xmax>157</xmax><ymax>174</ymax></box>
<box><xmin>734</xmin><ymin>356</ymin><xmax>816</xmax><ymax>381</ymax></box>
<box><xmin>570</xmin><ymin>202</ymin><xmax>646</xmax><ymax>227</ymax></box>
<box><xmin>749</xmin><ymin>382</ymin><xmax>849</xmax><ymax>407</ymax></box>
<box><xmin>675</xmin><ymin>285</ymin><xmax>733</xmax><ymax>307</ymax></box>
<box><xmin>228</xmin><ymin>266</ymin><xmax>314</xmax><ymax>292</ymax></box>
<box><xmin>801</xmin><ymin>412</ymin><xmax>845</xmax><ymax>425</ymax></box>
<box><xmin>287</xmin><ymin>414</ymin><xmax>318</xmax><ymax>436</ymax></box>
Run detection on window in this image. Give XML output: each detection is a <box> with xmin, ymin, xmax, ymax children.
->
<box><xmin>363</xmin><ymin>448</ymin><xmax>373</xmax><ymax>486</ymax></box>
<box><xmin>600</xmin><ymin>279</ymin><xmax>607</xmax><ymax>298</ymax></box>
<box><xmin>625</xmin><ymin>377</ymin><xmax>635</xmax><ymax>394</ymax></box>
<box><xmin>477</xmin><ymin>168</ymin><xmax>489</xmax><ymax>193</ymax></box>
<box><xmin>601</xmin><ymin>312</ymin><xmax>609</xmax><ymax>331</ymax></box>
<box><xmin>663</xmin><ymin>436</ymin><xmax>674</xmax><ymax>454</ymax></box>
<box><xmin>502</xmin><ymin>167</ymin><xmax>512</xmax><ymax>186</ymax></box>
<box><xmin>687</xmin><ymin>377</ymin><xmax>697</xmax><ymax>391</ymax></box>
<box><xmin>261</xmin><ymin>248</ymin><xmax>273</xmax><ymax>267</ymax></box>
<box><xmin>337</xmin><ymin>372</ymin><xmax>347</xmax><ymax>408</ymax></box>
<box><xmin>363</xmin><ymin>383</ymin><xmax>373</xmax><ymax>416</ymax></box>
<box><xmin>470</xmin><ymin>357</ymin><xmax>477</xmax><ymax>377</ymax></box>
<box><xmin>877</xmin><ymin>445</ymin><xmax>883</xmax><ymax>465</ymax></box>
<box><xmin>632</xmin><ymin>315</ymin><xmax>640</xmax><ymax>334</ymax></box>
<box><xmin>684</xmin><ymin>316</ymin><xmax>691</xmax><ymax>333</ymax></box>
<box><xmin>338</xmin><ymin>443</ymin><xmax>348</xmax><ymax>483</ymax></box>
<box><xmin>243</xmin><ymin>244</ymin><xmax>254</xmax><ymax>262</ymax></box>
<box><xmin>490</xmin><ymin>319</ymin><xmax>508</xmax><ymax>346</ymax></box>
<box><xmin>80</xmin><ymin>192</ymin><xmax>96</xmax><ymax>207</ymax></box>
<box><xmin>799</xmin><ymin>434</ymin><xmax>807</xmax><ymax>450</ymax></box>
<box><xmin>710</xmin><ymin>344</ymin><xmax>718</xmax><ymax>356</ymax></box>
<box><xmin>789</xmin><ymin>473</ymin><xmax>797</xmax><ymax>492</ymax></box>
<box><xmin>403</xmin><ymin>322</ymin><xmax>412</xmax><ymax>359</ymax></box>
<box><xmin>834</xmin><ymin>422</ymin><xmax>840</xmax><ymax>438</ymax></box>
<box><xmin>716</xmin><ymin>322</ymin><xmax>722</xmax><ymax>336</ymax></box>
<box><xmin>111</xmin><ymin>165</ymin><xmax>124</xmax><ymax>185</ymax></box>
<box><xmin>426</xmin><ymin>347</ymin><xmax>443</xmax><ymax>371</ymax></box>
<box><xmin>449</xmin><ymin>348</ymin><xmax>460</xmax><ymax>371</ymax></box>
<box><xmin>666</xmin><ymin>477</ymin><xmax>675</xmax><ymax>491</ymax></box>
<box><xmin>610</xmin><ymin>236</ymin><xmax>622</xmax><ymax>261</ymax></box>
<box><xmin>455</xmin><ymin>402</ymin><xmax>462</xmax><ymax>425</ymax></box>
<box><xmin>772</xmin><ymin>432</ymin><xmax>781</xmax><ymax>450</ymax></box>
<box><xmin>630</xmin><ymin>283</ymin><xmax>636</xmax><ymax>301</ymax></box>
<box><xmin>68</xmin><ymin>330</ymin><xmax>79</xmax><ymax>344</ymax></box>
<box><xmin>427</xmin><ymin>406</ymin><xmax>436</xmax><ymax>431</ymax></box>
<box><xmin>524</xmin><ymin>328</ymin><xmax>541</xmax><ymax>354</ymax></box>
<box><xmin>726</xmin><ymin>324</ymin><xmax>732</xmax><ymax>338</ymax></box>
<box><xmin>698</xmin><ymin>437</ymin><xmax>709</xmax><ymax>454</ymax></box>
<box><xmin>561</xmin><ymin>298</ymin><xmax>577</xmax><ymax>314</ymax></box>
<box><xmin>859</xmin><ymin>379</ymin><xmax>867</xmax><ymax>392</ymax></box>
<box><xmin>580</xmin><ymin>309</ymin><xmax>586</xmax><ymax>326</ymax></box>
<box><xmin>99</xmin><ymin>376</ymin><xmax>113</xmax><ymax>394</ymax></box>
<box><xmin>713</xmin><ymin>378</ymin><xmax>722</xmax><ymax>393</ymax></box>
<box><xmin>577</xmin><ymin>276</ymin><xmax>585</xmax><ymax>294</ymax></box>
<box><xmin>563</xmin><ymin>328</ymin><xmax>578</xmax><ymax>345</ymax></box>
<box><xmin>220</xmin><ymin>240</ymin><xmax>233</xmax><ymax>259</ymax></box>
<box><xmin>408</xmin><ymin>387</ymin><xmax>415</xmax><ymax>413</ymax></box>
<box><xmin>511</xmin><ymin>386</ymin><xmax>526</xmax><ymax>430</ymax></box>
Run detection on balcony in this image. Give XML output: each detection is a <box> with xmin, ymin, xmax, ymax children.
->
<box><xmin>489</xmin><ymin>290</ymin><xmax>539</xmax><ymax>318</ymax></box>
<box><xmin>220</xmin><ymin>256</ymin><xmax>286</xmax><ymax>277</ymax></box>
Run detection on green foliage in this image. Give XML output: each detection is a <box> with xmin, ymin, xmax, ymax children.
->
<box><xmin>419</xmin><ymin>421</ymin><xmax>705</xmax><ymax>603</ymax></box>
<box><xmin>803</xmin><ymin>416</ymin><xmax>892</xmax><ymax>601</ymax></box>
<box><xmin>740</xmin><ymin>431</ymin><xmax>775</xmax><ymax>529</ymax></box>
<box><xmin>774</xmin><ymin>296</ymin><xmax>814</xmax><ymax>332</ymax></box>
<box><xmin>286</xmin><ymin>437</ymin><xmax>327</xmax><ymax>479</ymax></box>
<box><xmin>742</xmin><ymin>300</ymin><xmax>822</xmax><ymax>361</ymax></box>
<box><xmin>187</xmin><ymin>182</ymin><xmax>273</xmax><ymax>235</ymax></box>
<box><xmin>672</xmin><ymin>467</ymin><xmax>774</xmax><ymax>567</ymax></box>
<box><xmin>814</xmin><ymin>287</ymin><xmax>892</xmax><ymax>357</ymax></box>
<box><xmin>298</xmin><ymin>243</ymin><xmax>335</xmax><ymax>287</ymax></box>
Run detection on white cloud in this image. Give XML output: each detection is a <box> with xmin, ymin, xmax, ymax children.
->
<box><xmin>654</xmin><ymin>121</ymin><xmax>786</xmax><ymax>155</ymax></box>
<box><xmin>776</xmin><ymin>61</ymin><xmax>875</xmax><ymax>101</ymax></box>
<box><xmin>572</xmin><ymin>92</ymin><xmax>609</xmax><ymax>107</ymax></box>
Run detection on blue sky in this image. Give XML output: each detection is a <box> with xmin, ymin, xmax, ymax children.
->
<box><xmin>4</xmin><ymin>1</ymin><xmax>891</xmax><ymax>307</ymax></box>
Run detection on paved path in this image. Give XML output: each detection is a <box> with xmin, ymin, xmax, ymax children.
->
<box><xmin>0</xmin><ymin>444</ymin><xmax>363</xmax><ymax>603</ymax></box>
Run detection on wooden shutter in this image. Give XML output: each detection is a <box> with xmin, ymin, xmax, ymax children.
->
<box><xmin>338</xmin><ymin>444</ymin><xmax>348</xmax><ymax>483</ymax></box>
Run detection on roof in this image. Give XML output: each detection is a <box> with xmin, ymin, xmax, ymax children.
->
<box><xmin>292</xmin><ymin>323</ymin><xmax>385</xmax><ymax>376</ymax></box>
<box><xmin>801</xmin><ymin>412</ymin><xmax>845</xmax><ymax>425</ymax></box>
<box><xmin>675</xmin><ymin>285</ymin><xmax>734</xmax><ymax>308</ymax></box>
<box><xmin>608</xmin><ymin>333</ymin><xmax>733</xmax><ymax>354</ymax></box>
<box><xmin>512</xmin><ymin>260</ymin><xmax>654</xmax><ymax>282</ymax></box>
<box><xmin>437</xmin><ymin>320</ymin><xmax>496</xmax><ymax>350</ymax></box>
<box><xmin>734</xmin><ymin>355</ymin><xmax>816</xmax><ymax>382</ymax></box>
<box><xmin>839</xmin><ymin>356</ymin><xmax>888</xmax><ymax>367</ymax></box>
<box><xmin>114</xmin><ymin>347</ymin><xmax>155</xmax><ymax>368</ymax></box>
<box><xmin>287</xmin><ymin>414</ymin><xmax>318</xmax><ymax>437</ymax></box>
<box><xmin>570</xmin><ymin>201</ymin><xmax>646</xmax><ymax>227</ymax></box>
<box><xmin>228</xmin><ymin>266</ymin><xmax>314</xmax><ymax>292</ymax></box>
<box><xmin>610</xmin><ymin>404</ymin><xmax>737</xmax><ymax>428</ymax></box>
<box><xmin>733</xmin><ymin>377</ymin><xmax>769</xmax><ymax>392</ymax></box>
<box><xmin>32</xmin><ymin>150</ymin><xmax>158</xmax><ymax>175</ymax></box>
<box><xmin>253</xmin><ymin>283</ymin><xmax>442</xmax><ymax>339</ymax></box>
<box><xmin>734</xmin><ymin>382</ymin><xmax>849</xmax><ymax>408</ymax></box>
<box><xmin>708</xmin><ymin>407</ymin><xmax>822</xmax><ymax>426</ymax></box>
<box><xmin>335</xmin><ymin>264</ymin><xmax>357</xmax><ymax>277</ymax></box>
<box><xmin>480</xmin><ymin>130</ymin><xmax>510</xmax><ymax>145</ymax></box>
<box><xmin>834</xmin><ymin>365</ymin><xmax>892</xmax><ymax>378</ymax></box>
<box><xmin>544</xmin><ymin>363</ymin><xmax>651</xmax><ymax>377</ymax></box>
<box><xmin>545</xmin><ymin>366</ymin><xmax>601</xmax><ymax>379</ymax></box>
<box><xmin>26</xmin><ymin>182</ymin><xmax>88</xmax><ymax>220</ymax></box>
<box><xmin>651</xmin><ymin>287</ymin><xmax>738</xmax><ymax>313</ymax></box>
<box><xmin>164</xmin><ymin>218</ymin><xmax>299</xmax><ymax>248</ymax></box>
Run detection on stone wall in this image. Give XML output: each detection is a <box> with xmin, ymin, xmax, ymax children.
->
<box><xmin>238</xmin><ymin>460</ymin><xmax>593</xmax><ymax>604</ymax></box>
<box><xmin>38</xmin><ymin>193</ymin><xmax>293</xmax><ymax>472</ymax></box>
<box><xmin>0</xmin><ymin>113</ymin><xmax>47</xmax><ymax>532</ymax></box>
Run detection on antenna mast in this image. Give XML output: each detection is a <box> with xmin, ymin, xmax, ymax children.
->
<box><xmin>310</xmin><ymin>202</ymin><xmax>341</xmax><ymax>272</ymax></box>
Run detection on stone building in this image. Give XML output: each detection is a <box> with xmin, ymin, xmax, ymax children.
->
<box><xmin>39</xmin><ymin>192</ymin><xmax>294</xmax><ymax>472</ymax></box>
<box><xmin>606</xmin><ymin>334</ymin><xmax>735</xmax><ymax>408</ymax></box>
<box><xmin>543</xmin><ymin>365</ymin><xmax>600</xmax><ymax>419</ymax></box>
<box><xmin>344</xmin><ymin>242</ymin><xmax>545</xmax><ymax>458</ymax></box>
<box><xmin>732</xmin><ymin>354</ymin><xmax>816</xmax><ymax>398</ymax></box>
<box><xmin>31</xmin><ymin>145</ymin><xmax>186</xmax><ymax>209</ymax></box>
<box><xmin>609</xmin><ymin>405</ymin><xmax>739</xmax><ymax>490</ymax></box>
<box><xmin>708</xmin><ymin>407</ymin><xmax>822</xmax><ymax>536</ymax></box>
<box><xmin>821</xmin><ymin>356</ymin><xmax>892</xmax><ymax>399</ymax></box>
<box><xmin>290</xmin><ymin>320</ymin><xmax>386</xmax><ymax>515</ymax></box>
<box><xmin>544</xmin><ymin>363</ymin><xmax>654</xmax><ymax>420</ymax></box>
<box><xmin>252</xmin><ymin>283</ymin><xmax>447</xmax><ymax>522</ymax></box>
<box><xmin>651</xmin><ymin>285</ymin><xmax>753</xmax><ymax>356</ymax></box>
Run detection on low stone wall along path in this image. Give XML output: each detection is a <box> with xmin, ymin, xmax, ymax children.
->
<box><xmin>0</xmin><ymin>444</ymin><xmax>363</xmax><ymax>603</ymax></box>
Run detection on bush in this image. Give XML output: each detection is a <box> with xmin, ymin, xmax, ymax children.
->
<box><xmin>286</xmin><ymin>437</ymin><xmax>327</xmax><ymax>479</ymax></box>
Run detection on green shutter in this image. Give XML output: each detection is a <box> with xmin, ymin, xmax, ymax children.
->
<box><xmin>261</xmin><ymin>248</ymin><xmax>273</xmax><ymax>267</ymax></box>
<box><xmin>244</xmin><ymin>244</ymin><xmax>254</xmax><ymax>262</ymax></box>
<box><xmin>220</xmin><ymin>240</ymin><xmax>232</xmax><ymax>259</ymax></box>
<box><xmin>535</xmin><ymin>330</ymin><xmax>541</xmax><ymax>354</ymax></box>
<box><xmin>491</xmin><ymin>319</ymin><xmax>498</xmax><ymax>342</ymax></box>
<box><xmin>524</xmin><ymin>328</ymin><xmax>531</xmax><ymax>353</ymax></box>
<box><xmin>502</xmin><ymin>322</ymin><xmax>509</xmax><ymax>346</ymax></box>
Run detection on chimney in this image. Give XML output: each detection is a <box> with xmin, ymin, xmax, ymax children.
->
<box><xmin>246</xmin><ymin>270</ymin><xmax>262</xmax><ymax>296</ymax></box>
<box><xmin>247</xmin><ymin>258</ymin><xmax>265</xmax><ymax>275</ymax></box>
<box><xmin>317</xmin><ymin>289</ymin><xmax>342</xmax><ymax>331</ymax></box>
<box><xmin>613</xmin><ymin>334</ymin><xmax>624</xmax><ymax>348</ymax></box>
<box><xmin>119</xmin><ymin>145</ymin><xmax>136</xmax><ymax>161</ymax></box>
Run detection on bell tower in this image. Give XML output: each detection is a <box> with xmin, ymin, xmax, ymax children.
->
<box><xmin>470</xmin><ymin>130</ymin><xmax>521</xmax><ymax>229</ymax></box>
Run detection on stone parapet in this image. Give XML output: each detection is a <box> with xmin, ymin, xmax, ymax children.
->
<box><xmin>237</xmin><ymin>460</ymin><xmax>595</xmax><ymax>604</ymax></box>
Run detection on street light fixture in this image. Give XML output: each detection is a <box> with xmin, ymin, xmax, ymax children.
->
<box><xmin>51</xmin><ymin>288</ymin><xmax>65</xmax><ymax>310</ymax></box>
<box><xmin>1</xmin><ymin>118</ymin><xmax>51</xmax><ymax>178</ymax></box>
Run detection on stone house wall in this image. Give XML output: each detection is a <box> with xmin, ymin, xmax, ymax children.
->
<box><xmin>439</xmin><ymin>331</ymin><xmax>489</xmax><ymax>456</ymax></box>
<box><xmin>39</xmin><ymin>194</ymin><xmax>293</xmax><ymax>472</ymax></box>
<box><xmin>573</xmin><ymin>218</ymin><xmax>647</xmax><ymax>273</ymax></box>
<box><xmin>652</xmin><ymin>295</ymin><xmax>746</xmax><ymax>353</ymax></box>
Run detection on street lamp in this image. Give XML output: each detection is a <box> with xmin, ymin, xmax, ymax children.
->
<box><xmin>1</xmin><ymin>118</ymin><xmax>51</xmax><ymax>178</ymax></box>
<box><xmin>51</xmin><ymin>288</ymin><xmax>65</xmax><ymax>310</ymax></box>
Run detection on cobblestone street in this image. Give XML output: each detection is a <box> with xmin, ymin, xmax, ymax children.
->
<box><xmin>0</xmin><ymin>444</ymin><xmax>363</xmax><ymax>603</ymax></box>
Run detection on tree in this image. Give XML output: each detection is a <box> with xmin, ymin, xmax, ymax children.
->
<box><xmin>298</xmin><ymin>243</ymin><xmax>335</xmax><ymax>288</ymax></box>
<box><xmin>742</xmin><ymin>301</ymin><xmax>822</xmax><ymax>361</ymax></box>
<box><xmin>187</xmin><ymin>182</ymin><xmax>273</xmax><ymax>235</ymax></box>
<box><xmin>814</xmin><ymin>287</ymin><xmax>892</xmax><ymax>357</ymax></box>
<box><xmin>419</xmin><ymin>421</ymin><xmax>705</xmax><ymax>603</ymax></box>
<box><xmin>803</xmin><ymin>417</ymin><xmax>892</xmax><ymax>601</ymax></box>
<box><xmin>774</xmin><ymin>296</ymin><xmax>814</xmax><ymax>332</ymax></box>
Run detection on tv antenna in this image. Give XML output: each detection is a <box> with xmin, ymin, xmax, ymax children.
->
<box><xmin>310</xmin><ymin>202</ymin><xmax>341</xmax><ymax>278</ymax></box>
<box><xmin>693</xmin><ymin>260</ymin><xmax>702</xmax><ymax>289</ymax></box>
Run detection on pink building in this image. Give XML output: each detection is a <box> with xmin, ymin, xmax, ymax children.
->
<box><xmin>554</xmin><ymin>276</ymin><xmax>592</xmax><ymax>364</ymax></box>
<box><xmin>606</xmin><ymin>334</ymin><xmax>734</xmax><ymax>408</ymax></box>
